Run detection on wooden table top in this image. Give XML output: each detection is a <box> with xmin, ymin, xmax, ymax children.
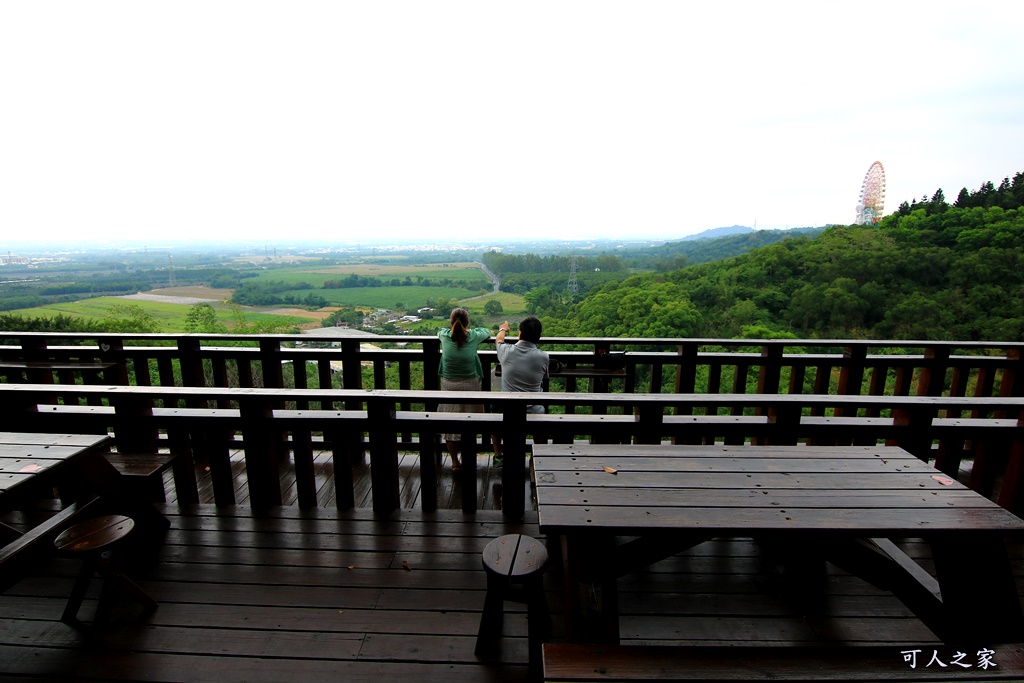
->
<box><xmin>534</xmin><ymin>443</ymin><xmax>1024</xmax><ymax>536</ymax></box>
<box><xmin>0</xmin><ymin>432</ymin><xmax>110</xmax><ymax>499</ymax></box>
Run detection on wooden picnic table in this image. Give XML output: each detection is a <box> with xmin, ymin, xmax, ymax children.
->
<box><xmin>534</xmin><ymin>443</ymin><xmax>1024</xmax><ymax>647</ymax></box>
<box><xmin>0</xmin><ymin>431</ymin><xmax>169</xmax><ymax>592</ymax></box>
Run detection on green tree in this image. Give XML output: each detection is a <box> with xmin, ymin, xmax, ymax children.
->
<box><xmin>484</xmin><ymin>299</ymin><xmax>504</xmax><ymax>315</ymax></box>
<box><xmin>102</xmin><ymin>304</ymin><xmax>159</xmax><ymax>333</ymax></box>
<box><xmin>184</xmin><ymin>302</ymin><xmax>226</xmax><ymax>333</ymax></box>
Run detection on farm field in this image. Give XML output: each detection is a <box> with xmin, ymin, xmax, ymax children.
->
<box><xmin>463</xmin><ymin>291</ymin><xmax>527</xmax><ymax>315</ymax></box>
<box><xmin>138</xmin><ymin>286</ymin><xmax>233</xmax><ymax>300</ymax></box>
<box><xmin>403</xmin><ymin>292</ymin><xmax>528</xmax><ymax>333</ymax></box>
<box><xmin>301</xmin><ymin>285</ymin><xmax>481</xmax><ymax>309</ymax></box>
<box><xmin>8</xmin><ymin>297</ymin><xmax>308</xmax><ymax>332</ymax></box>
<box><xmin>250</xmin><ymin>261</ymin><xmax>490</xmax><ymax>288</ymax></box>
<box><xmin>307</xmin><ymin>262</ymin><xmax>488</xmax><ymax>278</ymax></box>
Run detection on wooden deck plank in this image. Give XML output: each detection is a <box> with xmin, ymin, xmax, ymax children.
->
<box><xmin>3</xmin><ymin>504</ymin><xmax>1024</xmax><ymax>681</ymax></box>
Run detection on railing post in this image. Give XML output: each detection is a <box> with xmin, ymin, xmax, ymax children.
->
<box><xmin>98</xmin><ymin>337</ymin><xmax>131</xmax><ymax>386</ymax></box>
<box><xmin>888</xmin><ymin>403</ymin><xmax>935</xmax><ymax>462</ymax></box>
<box><xmin>501</xmin><ymin>401</ymin><xmax>527</xmax><ymax>520</ymax></box>
<box><xmin>260</xmin><ymin>339</ymin><xmax>284</xmax><ymax>389</ymax></box>
<box><xmin>238</xmin><ymin>395</ymin><xmax>283</xmax><ymax>509</ymax></box>
<box><xmin>834</xmin><ymin>345</ymin><xmax>867</xmax><ymax>417</ymax></box>
<box><xmin>753</xmin><ymin>344</ymin><xmax>783</xmax><ymax>445</ymax></box>
<box><xmin>367</xmin><ymin>394</ymin><xmax>400</xmax><ymax>515</ymax></box>
<box><xmin>766</xmin><ymin>401</ymin><xmax>801</xmax><ymax>446</ymax></box>
<box><xmin>177</xmin><ymin>337</ymin><xmax>206</xmax><ymax>413</ymax></box>
<box><xmin>757</xmin><ymin>343</ymin><xmax>783</xmax><ymax>396</ymax></box>
<box><xmin>997</xmin><ymin>410</ymin><xmax>1024</xmax><ymax>516</ymax></box>
<box><xmin>341</xmin><ymin>339</ymin><xmax>366</xmax><ymax>459</ymax></box>
<box><xmin>726</xmin><ymin>362</ymin><xmax>750</xmax><ymax>446</ymax></box>
<box><xmin>997</xmin><ymin>349</ymin><xmax>1023</xmax><ymax>416</ymax></box>
<box><xmin>917</xmin><ymin>346</ymin><xmax>950</xmax><ymax>398</ymax></box>
<box><xmin>334</xmin><ymin>339</ymin><xmax>358</xmax><ymax>391</ymax></box>
<box><xmin>422</xmin><ymin>338</ymin><xmax>441</xmax><ymax>393</ymax></box>
<box><xmin>592</xmin><ymin>342</ymin><xmax>611</xmax><ymax>414</ymax></box>
<box><xmin>808</xmin><ymin>361</ymin><xmax>832</xmax><ymax>416</ymax></box>
<box><xmin>19</xmin><ymin>337</ymin><xmax>55</xmax><ymax>400</ymax></box>
<box><xmin>317</xmin><ymin>359</ymin><xmax>334</xmax><ymax>402</ymax></box>
<box><xmin>649</xmin><ymin>361</ymin><xmax>663</xmax><ymax>394</ymax></box>
<box><xmin>179</xmin><ymin>337</ymin><xmax>206</xmax><ymax>390</ymax></box>
<box><xmin>634</xmin><ymin>402</ymin><xmax>663</xmax><ymax>445</ymax></box>
<box><xmin>674</xmin><ymin>342</ymin><xmax>698</xmax><ymax>395</ymax></box>
<box><xmin>112</xmin><ymin>394</ymin><xmax>159</xmax><ymax>454</ymax></box>
<box><xmin>399</xmin><ymin>360</ymin><xmax>413</xmax><ymax>445</ymax></box>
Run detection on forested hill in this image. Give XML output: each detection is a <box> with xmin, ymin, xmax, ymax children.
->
<box><xmin>540</xmin><ymin>171</ymin><xmax>1024</xmax><ymax>341</ymax></box>
<box><xmin>622</xmin><ymin>226</ymin><xmax>825</xmax><ymax>271</ymax></box>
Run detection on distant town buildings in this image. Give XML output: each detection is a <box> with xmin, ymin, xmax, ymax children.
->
<box><xmin>1</xmin><ymin>251</ymin><xmax>69</xmax><ymax>267</ymax></box>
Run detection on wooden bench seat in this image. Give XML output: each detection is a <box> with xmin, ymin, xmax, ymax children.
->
<box><xmin>0</xmin><ymin>498</ymin><xmax>101</xmax><ymax>593</ymax></box>
<box><xmin>104</xmin><ymin>453</ymin><xmax>178</xmax><ymax>501</ymax></box>
<box><xmin>543</xmin><ymin>643</ymin><xmax>1024</xmax><ymax>682</ymax></box>
<box><xmin>0</xmin><ymin>361</ymin><xmax>116</xmax><ymax>371</ymax></box>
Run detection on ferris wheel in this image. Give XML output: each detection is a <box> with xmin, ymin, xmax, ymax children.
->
<box><xmin>855</xmin><ymin>161</ymin><xmax>886</xmax><ymax>225</ymax></box>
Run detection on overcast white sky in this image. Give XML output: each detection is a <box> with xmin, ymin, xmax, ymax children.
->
<box><xmin>2</xmin><ymin>1</ymin><xmax>1022</xmax><ymax>246</ymax></box>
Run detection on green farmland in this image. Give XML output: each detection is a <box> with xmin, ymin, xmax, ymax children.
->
<box><xmin>299</xmin><ymin>285</ymin><xmax>482</xmax><ymax>310</ymax></box>
<box><xmin>8</xmin><ymin>297</ymin><xmax>308</xmax><ymax>333</ymax></box>
<box><xmin>251</xmin><ymin>262</ymin><xmax>490</xmax><ymax>288</ymax></box>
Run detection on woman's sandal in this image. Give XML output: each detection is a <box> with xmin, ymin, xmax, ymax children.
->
<box><xmin>451</xmin><ymin>461</ymin><xmax>462</xmax><ymax>473</ymax></box>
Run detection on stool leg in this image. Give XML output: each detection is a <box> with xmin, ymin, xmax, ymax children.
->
<box><xmin>109</xmin><ymin>570</ymin><xmax>158</xmax><ymax>611</ymax></box>
<box><xmin>97</xmin><ymin>551</ymin><xmax>159</xmax><ymax>618</ymax></box>
<box><xmin>475</xmin><ymin>572</ymin><xmax>506</xmax><ymax>657</ymax></box>
<box><xmin>62</xmin><ymin>555</ymin><xmax>99</xmax><ymax>624</ymax></box>
<box><xmin>94</xmin><ymin>559</ymin><xmax>118</xmax><ymax>625</ymax></box>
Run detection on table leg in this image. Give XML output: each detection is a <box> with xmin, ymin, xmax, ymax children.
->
<box><xmin>561</xmin><ymin>531</ymin><xmax>619</xmax><ymax>643</ymax></box>
<box><xmin>931</xmin><ymin>536</ymin><xmax>1024</xmax><ymax>645</ymax></box>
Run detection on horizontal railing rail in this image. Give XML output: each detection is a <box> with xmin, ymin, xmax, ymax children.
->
<box><xmin>1</xmin><ymin>382</ymin><xmax>1021</xmax><ymax>520</ymax></box>
<box><xmin>1</xmin><ymin>333</ymin><xmax>1022</xmax><ymax>405</ymax></box>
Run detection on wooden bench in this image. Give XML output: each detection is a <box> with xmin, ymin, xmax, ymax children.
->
<box><xmin>0</xmin><ymin>362</ymin><xmax>116</xmax><ymax>372</ymax></box>
<box><xmin>0</xmin><ymin>361</ymin><xmax>117</xmax><ymax>384</ymax></box>
<box><xmin>542</xmin><ymin>643</ymin><xmax>1024</xmax><ymax>682</ymax></box>
<box><xmin>103</xmin><ymin>453</ymin><xmax>178</xmax><ymax>502</ymax></box>
<box><xmin>0</xmin><ymin>499</ymin><xmax>101</xmax><ymax>593</ymax></box>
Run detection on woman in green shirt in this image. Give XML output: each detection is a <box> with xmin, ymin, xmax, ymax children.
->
<box><xmin>438</xmin><ymin>308</ymin><xmax>492</xmax><ymax>471</ymax></box>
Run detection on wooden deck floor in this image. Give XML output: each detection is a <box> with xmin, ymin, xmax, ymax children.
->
<box><xmin>169</xmin><ymin>448</ymin><xmax>526</xmax><ymax>512</ymax></box>
<box><xmin>2</xmin><ymin>503</ymin><xmax>1024</xmax><ymax>682</ymax></box>
<box><xmin>3</xmin><ymin>453</ymin><xmax>1024</xmax><ymax>682</ymax></box>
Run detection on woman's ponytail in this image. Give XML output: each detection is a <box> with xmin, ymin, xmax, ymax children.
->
<box><xmin>450</xmin><ymin>308</ymin><xmax>469</xmax><ymax>347</ymax></box>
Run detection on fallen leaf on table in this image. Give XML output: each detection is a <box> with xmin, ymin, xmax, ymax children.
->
<box><xmin>402</xmin><ymin>561</ymin><xmax>413</xmax><ymax>571</ymax></box>
<box><xmin>603</xmin><ymin>467</ymin><xmax>618</xmax><ymax>475</ymax></box>
<box><xmin>346</xmin><ymin>565</ymin><xmax>356</xmax><ymax>570</ymax></box>
<box><xmin>932</xmin><ymin>475</ymin><xmax>954</xmax><ymax>486</ymax></box>
<box><xmin>338</xmin><ymin>610</ymin><xmax>345</xmax><ymax>613</ymax></box>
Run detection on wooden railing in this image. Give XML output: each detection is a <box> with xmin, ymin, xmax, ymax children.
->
<box><xmin>0</xmin><ymin>381</ymin><xmax>1021</xmax><ymax>520</ymax></box>
<box><xmin>2</xmin><ymin>332</ymin><xmax>1022</xmax><ymax>518</ymax></box>
<box><xmin>2</xmin><ymin>332</ymin><xmax>1022</xmax><ymax>401</ymax></box>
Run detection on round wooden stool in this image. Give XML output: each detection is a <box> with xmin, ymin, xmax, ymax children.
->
<box><xmin>54</xmin><ymin>515</ymin><xmax>157</xmax><ymax>625</ymax></box>
<box><xmin>475</xmin><ymin>534</ymin><xmax>550</xmax><ymax>677</ymax></box>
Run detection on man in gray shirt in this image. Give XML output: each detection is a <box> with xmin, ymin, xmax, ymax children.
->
<box><xmin>493</xmin><ymin>316</ymin><xmax>548</xmax><ymax>463</ymax></box>
<box><xmin>495</xmin><ymin>316</ymin><xmax>548</xmax><ymax>399</ymax></box>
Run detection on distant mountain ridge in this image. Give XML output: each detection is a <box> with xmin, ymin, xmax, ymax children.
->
<box><xmin>678</xmin><ymin>225</ymin><xmax>755</xmax><ymax>241</ymax></box>
<box><xmin>614</xmin><ymin>226</ymin><xmax>825</xmax><ymax>271</ymax></box>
